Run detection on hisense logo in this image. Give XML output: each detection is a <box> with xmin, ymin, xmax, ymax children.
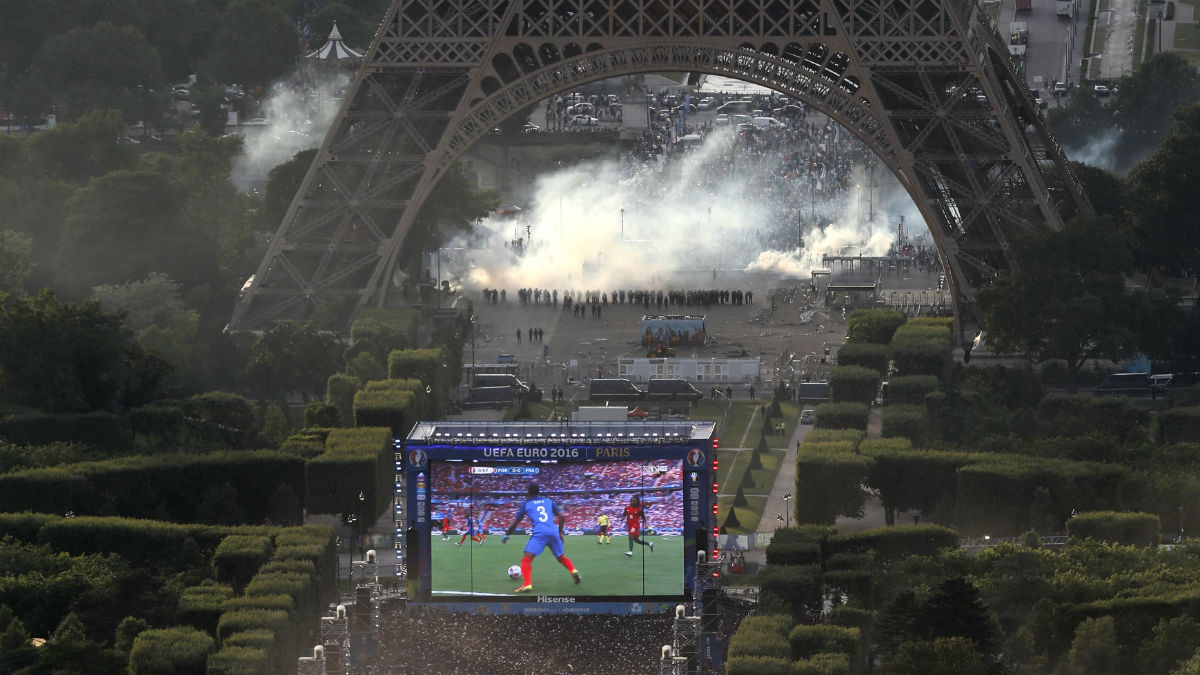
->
<box><xmin>537</xmin><ymin>596</ymin><xmax>576</xmax><ymax>602</ymax></box>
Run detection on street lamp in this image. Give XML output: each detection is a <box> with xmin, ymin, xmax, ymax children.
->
<box><xmin>782</xmin><ymin>491</ymin><xmax>793</xmax><ymax>528</ymax></box>
<box><xmin>357</xmin><ymin>490</ymin><xmax>366</xmax><ymax>561</ymax></box>
<box><xmin>620</xmin><ymin>207</ymin><xmax>625</xmax><ymax>240</ymax></box>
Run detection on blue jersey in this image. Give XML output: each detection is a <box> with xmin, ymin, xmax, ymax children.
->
<box><xmin>521</xmin><ymin>497</ymin><xmax>561</xmax><ymax>536</ymax></box>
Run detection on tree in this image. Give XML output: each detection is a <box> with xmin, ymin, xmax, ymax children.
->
<box><xmin>263</xmin><ymin>148</ymin><xmax>316</xmax><ymax>229</ymax></box>
<box><xmin>1126</xmin><ymin>103</ymin><xmax>1200</xmax><ymax>273</ymax></box>
<box><xmin>210</xmin><ymin>0</ymin><xmax>298</xmax><ymax>89</ymax></box>
<box><xmin>976</xmin><ymin>216</ymin><xmax>1137</xmax><ymax>393</ymax></box>
<box><xmin>259</xmin><ymin>405</ymin><xmax>290</xmax><ymax>447</ymax></box>
<box><xmin>31</xmin><ymin>21</ymin><xmax>165</xmax><ymax>121</ymax></box>
<box><xmin>26</xmin><ymin>109</ymin><xmax>138</xmax><ymax>183</ymax></box>
<box><xmin>1112</xmin><ymin>52</ymin><xmax>1200</xmax><ymax>164</ymax></box>
<box><xmin>920</xmin><ymin>577</ymin><xmax>998</xmax><ymax>656</ymax></box>
<box><xmin>0</xmin><ymin>289</ymin><xmax>171</xmax><ymax>412</ymax></box>
<box><xmin>0</xmin><ymin>229</ymin><xmax>33</xmax><ymax>296</ymax></box>
<box><xmin>407</xmin><ymin>163</ymin><xmax>500</xmax><ymax>254</ymax></box>
<box><xmin>92</xmin><ymin>273</ymin><xmax>186</xmax><ymax>332</ymax></box>
<box><xmin>1046</xmin><ymin>91</ymin><xmax>1114</xmax><ymax>151</ymax></box>
<box><xmin>57</xmin><ymin>169</ymin><xmax>219</xmax><ymax>296</ymax></box>
<box><xmin>882</xmin><ymin>637</ymin><xmax>988</xmax><ymax>675</ymax></box>
<box><xmin>1138</xmin><ymin>616</ymin><xmax>1200</xmax><ymax>675</ymax></box>
<box><xmin>242</xmin><ymin>321</ymin><xmax>343</xmax><ymax>405</ymax></box>
<box><xmin>1063</xmin><ymin>615</ymin><xmax>1120</xmax><ymax>675</ymax></box>
<box><xmin>113</xmin><ymin>616</ymin><xmax>150</xmax><ymax>654</ymax></box>
<box><xmin>1072</xmin><ymin>163</ymin><xmax>1127</xmax><ymax>220</ymax></box>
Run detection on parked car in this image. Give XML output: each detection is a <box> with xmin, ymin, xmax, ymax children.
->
<box><xmin>568</xmin><ymin>114</ymin><xmax>599</xmax><ymax>127</ymax></box>
<box><xmin>752</xmin><ymin>116</ymin><xmax>786</xmax><ymax>130</ymax></box>
<box><xmin>697</xmin><ymin>97</ymin><xmax>716</xmax><ymax>110</ymax></box>
<box><xmin>800</xmin><ymin>409</ymin><xmax>815</xmax><ymax>424</ymax></box>
<box><xmin>243</xmin><ymin>117</ymin><xmax>270</xmax><ymax>126</ymax></box>
<box><xmin>714</xmin><ymin>114</ymin><xmax>730</xmax><ymax>126</ymax></box>
<box><xmin>1094</xmin><ymin>84</ymin><xmax>1111</xmax><ymax>96</ymax></box>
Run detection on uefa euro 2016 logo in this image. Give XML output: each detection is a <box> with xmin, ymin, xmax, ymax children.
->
<box><xmin>686</xmin><ymin>448</ymin><xmax>705</xmax><ymax>467</ymax></box>
<box><xmin>408</xmin><ymin>449</ymin><xmax>427</xmax><ymax>467</ymax></box>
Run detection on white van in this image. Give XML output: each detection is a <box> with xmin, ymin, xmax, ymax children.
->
<box><xmin>752</xmin><ymin>116</ymin><xmax>785</xmax><ymax>130</ymax></box>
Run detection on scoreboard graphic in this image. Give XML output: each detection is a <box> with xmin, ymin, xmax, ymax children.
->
<box><xmin>399</xmin><ymin>421</ymin><xmax>718</xmax><ymax>615</ymax></box>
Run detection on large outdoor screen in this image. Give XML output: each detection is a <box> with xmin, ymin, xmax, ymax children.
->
<box><xmin>428</xmin><ymin>459</ymin><xmax>685</xmax><ymax>599</ymax></box>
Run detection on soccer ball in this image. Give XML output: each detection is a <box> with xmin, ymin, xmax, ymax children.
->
<box><xmin>508</xmin><ymin>565</ymin><xmax>522</xmax><ymax>580</ymax></box>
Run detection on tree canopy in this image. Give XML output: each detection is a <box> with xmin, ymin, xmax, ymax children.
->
<box><xmin>976</xmin><ymin>217</ymin><xmax>1143</xmax><ymax>393</ymax></box>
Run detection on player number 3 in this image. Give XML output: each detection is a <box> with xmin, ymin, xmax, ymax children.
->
<box><xmin>536</xmin><ymin>505</ymin><xmax>549</xmax><ymax>522</ymax></box>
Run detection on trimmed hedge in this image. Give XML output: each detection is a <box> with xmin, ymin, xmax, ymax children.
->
<box><xmin>278</xmin><ymin>429</ymin><xmax>329</xmax><ymax>459</ymax></box>
<box><xmin>0</xmin><ymin>512</ymin><xmax>62</xmax><ymax>543</ymax></box>
<box><xmin>847</xmin><ymin>309</ymin><xmax>906</xmax><ymax>345</ymax></box>
<box><xmin>835</xmin><ymin>343</ymin><xmax>889</xmax><ymax>375</ymax></box>
<box><xmin>222</xmin><ymin>594</ymin><xmax>295</xmax><ymax>614</ymax></box>
<box><xmin>725</xmin><ymin>655</ymin><xmax>791</xmax><ymax>675</ymax></box>
<box><xmin>216</xmin><ymin>608</ymin><xmax>291</xmax><ymax>645</ymax></box>
<box><xmin>1037</xmin><ymin>396</ymin><xmax>1149</xmax><ymax>440</ymax></box>
<box><xmin>206</xmin><ymin>646</ymin><xmax>270</xmax><ymax>675</ymax></box>
<box><xmin>813</xmin><ymin>402</ymin><xmax>870</xmax><ymax>431</ymax></box>
<box><xmin>890</xmin><ymin>336</ymin><xmax>952</xmax><ymax>379</ymax></box>
<box><xmin>305</xmin><ymin>426</ymin><xmax>393</xmax><ymax>520</ymax></box>
<box><xmin>352</xmin><ymin>382</ymin><xmax>415</xmax><ymax>436</ymax></box>
<box><xmin>0</xmin><ymin>451</ymin><xmax>305</xmax><ymax>524</ymax></box>
<box><xmin>765</xmin><ymin>540</ymin><xmax>823</xmax><ymax>566</ymax></box>
<box><xmin>176</xmin><ymin>583</ymin><xmax>234</xmax><ymax>634</ymax></box>
<box><xmin>791</xmin><ymin>652</ymin><xmax>851</xmax><ymax>675</ymax></box>
<box><xmin>325</xmin><ymin>373</ymin><xmax>360</xmax><ymax>426</ymax></box>
<box><xmin>213</xmin><ymin>536</ymin><xmax>274</xmax><ymax>590</ymax></box>
<box><xmin>860</xmin><ymin>444</ymin><xmax>970</xmax><ymax>525</ymax></box>
<box><xmin>789</xmin><ymin>624</ymin><xmax>860</xmax><ymax>659</ymax></box>
<box><xmin>1067</xmin><ymin>511</ymin><xmax>1161</xmax><ymax>547</ymax></box>
<box><xmin>955</xmin><ymin>456</ymin><xmax>1127</xmax><ymax>536</ymax></box>
<box><xmin>796</xmin><ymin>440</ymin><xmax>870</xmax><ymax>524</ymax></box>
<box><xmin>728</xmin><ymin>629</ymin><xmax>791</xmax><ymax>659</ymax></box>
<box><xmin>826</xmin><ymin>525</ymin><xmax>960</xmax><ymax>561</ymax></box>
<box><xmin>758</xmin><ymin>564</ymin><xmax>824</xmax><ymax>621</ymax></box>
<box><xmin>0</xmin><ymin>411</ymin><xmax>126</xmax><ymax>450</ymax></box>
<box><xmin>388</xmin><ymin>348</ymin><xmax>449</xmax><ymax>418</ymax></box>
<box><xmin>803</xmin><ymin>429</ymin><xmax>865</xmax><ymax>447</ymax></box>
<box><xmin>829</xmin><ymin>366</ymin><xmax>881</xmax><ymax>405</ymax></box>
<box><xmin>1158</xmin><ymin>407</ymin><xmax>1200</xmax><ymax>444</ymax></box>
<box><xmin>348</xmin><ymin>309</ymin><xmax>418</xmax><ymax>364</ymax></box>
<box><xmin>880</xmin><ymin>405</ymin><xmax>926</xmax><ymax>446</ymax></box>
<box><xmin>887</xmin><ymin>375</ymin><xmax>938</xmax><ymax>406</ymax></box>
<box><xmin>128</xmin><ymin>626</ymin><xmax>215</xmax><ymax>675</ymax></box>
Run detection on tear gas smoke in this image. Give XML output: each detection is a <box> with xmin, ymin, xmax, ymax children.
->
<box><xmin>441</xmin><ymin>128</ymin><xmax>926</xmax><ymax>292</ymax></box>
<box><xmin>1063</xmin><ymin>128</ymin><xmax>1120</xmax><ymax>172</ymax></box>
<box><xmin>230</xmin><ymin>72</ymin><xmax>350</xmax><ymax>190</ymax></box>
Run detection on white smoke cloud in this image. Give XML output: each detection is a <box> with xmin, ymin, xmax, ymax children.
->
<box><xmin>1063</xmin><ymin>128</ymin><xmax>1120</xmax><ymax>172</ymax></box>
<box><xmin>230</xmin><ymin>71</ymin><xmax>351</xmax><ymax>190</ymax></box>
<box><xmin>442</xmin><ymin>126</ymin><xmax>927</xmax><ymax>291</ymax></box>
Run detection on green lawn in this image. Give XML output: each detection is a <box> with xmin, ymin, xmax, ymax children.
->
<box><xmin>1176</xmin><ymin>49</ymin><xmax>1200</xmax><ymax>69</ymax></box>
<box><xmin>429</xmin><ymin>533</ymin><xmax>683</xmax><ymax>597</ymax></box>
<box><xmin>1175</xmin><ymin>24</ymin><xmax>1200</xmax><ymax>48</ymax></box>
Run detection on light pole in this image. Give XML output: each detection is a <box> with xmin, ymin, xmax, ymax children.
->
<box><xmin>620</xmin><ymin>207</ymin><xmax>625</xmax><ymax>240</ymax></box>
<box><xmin>357</xmin><ymin>490</ymin><xmax>366</xmax><ymax>561</ymax></box>
<box><xmin>782</xmin><ymin>491</ymin><xmax>793</xmax><ymax>528</ymax></box>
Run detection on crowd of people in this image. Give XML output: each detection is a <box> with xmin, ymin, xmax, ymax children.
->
<box><xmin>481</xmin><ymin>286</ymin><xmax>757</xmax><ymax>313</ymax></box>
<box><xmin>367</xmin><ymin>609</ymin><xmax>675</xmax><ymax>674</ymax></box>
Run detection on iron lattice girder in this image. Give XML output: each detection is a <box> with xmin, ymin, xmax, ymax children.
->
<box><xmin>229</xmin><ymin>0</ymin><xmax>1091</xmax><ymax>333</ymax></box>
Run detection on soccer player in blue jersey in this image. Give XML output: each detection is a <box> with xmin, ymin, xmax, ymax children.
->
<box><xmin>456</xmin><ymin>514</ymin><xmax>486</xmax><ymax>545</ymax></box>
<box><xmin>501</xmin><ymin>483</ymin><xmax>581</xmax><ymax>592</ymax></box>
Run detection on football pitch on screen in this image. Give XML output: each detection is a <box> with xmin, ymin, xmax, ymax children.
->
<box><xmin>430</xmin><ymin>533</ymin><xmax>684</xmax><ymax>597</ymax></box>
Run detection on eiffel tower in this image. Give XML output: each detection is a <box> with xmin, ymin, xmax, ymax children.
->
<box><xmin>229</xmin><ymin>0</ymin><xmax>1091</xmax><ymax>333</ymax></box>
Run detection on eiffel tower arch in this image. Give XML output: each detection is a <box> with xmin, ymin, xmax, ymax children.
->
<box><xmin>229</xmin><ymin>0</ymin><xmax>1092</xmax><ymax>334</ymax></box>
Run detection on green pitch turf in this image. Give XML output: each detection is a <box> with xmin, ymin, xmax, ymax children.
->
<box><xmin>429</xmin><ymin>534</ymin><xmax>683</xmax><ymax>597</ymax></box>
